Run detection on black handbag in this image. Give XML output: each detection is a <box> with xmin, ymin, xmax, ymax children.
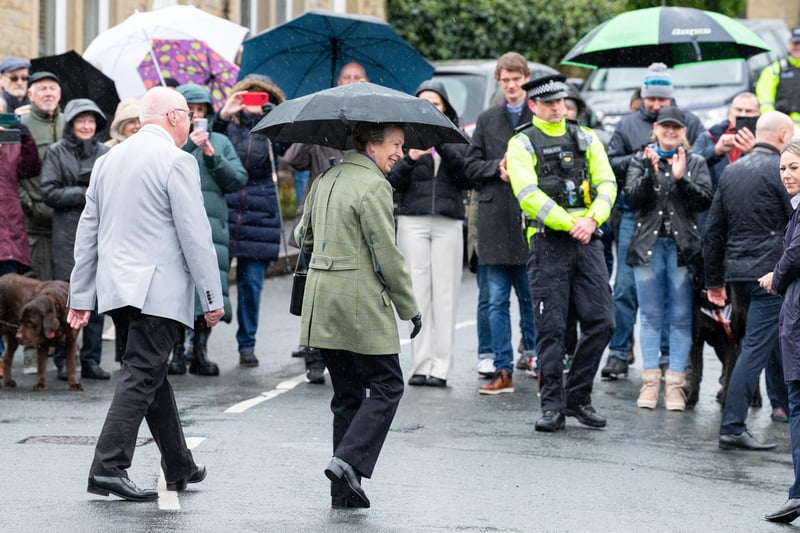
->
<box><xmin>289</xmin><ymin>269</ymin><xmax>306</xmax><ymax>316</ymax></box>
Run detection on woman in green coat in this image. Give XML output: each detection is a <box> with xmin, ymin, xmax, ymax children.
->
<box><xmin>167</xmin><ymin>84</ymin><xmax>248</xmax><ymax>376</ymax></box>
<box><xmin>295</xmin><ymin>122</ymin><xmax>420</xmax><ymax>509</ymax></box>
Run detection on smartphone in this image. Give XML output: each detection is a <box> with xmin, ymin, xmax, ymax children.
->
<box><xmin>0</xmin><ymin>113</ymin><xmax>21</xmax><ymax>127</ymax></box>
<box><xmin>194</xmin><ymin>118</ymin><xmax>208</xmax><ymax>132</ymax></box>
<box><xmin>241</xmin><ymin>92</ymin><xmax>269</xmax><ymax>106</ymax></box>
<box><xmin>734</xmin><ymin>115</ymin><xmax>758</xmax><ymax>134</ymax></box>
<box><xmin>0</xmin><ymin>129</ymin><xmax>21</xmax><ymax>144</ymax></box>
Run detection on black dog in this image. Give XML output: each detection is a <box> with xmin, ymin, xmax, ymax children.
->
<box><xmin>684</xmin><ymin>283</ymin><xmax>760</xmax><ymax>409</ymax></box>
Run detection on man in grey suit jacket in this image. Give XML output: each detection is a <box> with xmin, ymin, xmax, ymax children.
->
<box><xmin>67</xmin><ymin>87</ymin><xmax>225</xmax><ymax>502</ymax></box>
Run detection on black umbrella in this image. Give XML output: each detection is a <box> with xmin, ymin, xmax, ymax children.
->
<box><xmin>30</xmin><ymin>50</ymin><xmax>120</xmax><ymax>123</ymax></box>
<box><xmin>251</xmin><ymin>82</ymin><xmax>469</xmax><ymax>150</ymax></box>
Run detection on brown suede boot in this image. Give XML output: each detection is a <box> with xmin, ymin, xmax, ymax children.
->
<box><xmin>664</xmin><ymin>370</ymin><xmax>687</xmax><ymax>411</ymax></box>
<box><xmin>637</xmin><ymin>369</ymin><xmax>661</xmax><ymax>409</ymax></box>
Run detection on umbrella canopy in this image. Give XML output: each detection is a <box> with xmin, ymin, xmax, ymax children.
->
<box><xmin>83</xmin><ymin>5</ymin><xmax>248</xmax><ymax>99</ymax></box>
<box><xmin>137</xmin><ymin>39</ymin><xmax>239</xmax><ymax>111</ymax></box>
<box><xmin>239</xmin><ymin>9</ymin><xmax>434</xmax><ymax>99</ymax></box>
<box><xmin>561</xmin><ymin>7</ymin><xmax>771</xmax><ymax>69</ymax></box>
<box><xmin>30</xmin><ymin>50</ymin><xmax>120</xmax><ymax>124</ymax></box>
<box><xmin>251</xmin><ymin>82</ymin><xmax>469</xmax><ymax>150</ymax></box>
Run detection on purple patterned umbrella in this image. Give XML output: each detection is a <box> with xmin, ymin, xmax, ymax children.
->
<box><xmin>137</xmin><ymin>39</ymin><xmax>239</xmax><ymax>110</ymax></box>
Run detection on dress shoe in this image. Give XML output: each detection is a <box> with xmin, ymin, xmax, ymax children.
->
<box><xmin>600</xmin><ymin>357</ymin><xmax>628</xmax><ymax>380</ymax></box>
<box><xmin>535</xmin><ymin>410</ymin><xmax>566</xmax><ymax>432</ymax></box>
<box><xmin>479</xmin><ymin>369</ymin><xmax>514</xmax><ymax>395</ymax></box>
<box><xmin>766</xmin><ymin>498</ymin><xmax>800</xmax><ymax>523</ymax></box>
<box><xmin>87</xmin><ymin>475</ymin><xmax>158</xmax><ymax>502</ymax></box>
<box><xmin>57</xmin><ymin>366</ymin><xmax>68</xmax><ymax>381</ymax></box>
<box><xmin>425</xmin><ymin>376</ymin><xmax>447</xmax><ymax>387</ymax></box>
<box><xmin>565</xmin><ymin>404</ymin><xmax>607</xmax><ymax>428</ymax></box>
<box><xmin>408</xmin><ymin>374</ymin><xmax>426</xmax><ymax>386</ymax></box>
<box><xmin>718</xmin><ymin>430</ymin><xmax>776</xmax><ymax>451</ymax></box>
<box><xmin>324</xmin><ymin>457</ymin><xmax>369</xmax><ymax>508</ymax></box>
<box><xmin>81</xmin><ymin>363</ymin><xmax>110</xmax><ymax>380</ymax></box>
<box><xmin>166</xmin><ymin>464</ymin><xmax>206</xmax><ymax>491</ymax></box>
<box><xmin>291</xmin><ymin>345</ymin><xmax>309</xmax><ymax>358</ymax></box>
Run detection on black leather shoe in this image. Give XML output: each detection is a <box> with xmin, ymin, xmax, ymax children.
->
<box><xmin>87</xmin><ymin>475</ymin><xmax>158</xmax><ymax>502</ymax></box>
<box><xmin>535</xmin><ymin>410</ymin><xmax>566</xmax><ymax>432</ymax></box>
<box><xmin>566</xmin><ymin>404</ymin><xmax>607</xmax><ymax>428</ymax></box>
<box><xmin>719</xmin><ymin>430</ymin><xmax>776</xmax><ymax>451</ymax></box>
<box><xmin>57</xmin><ymin>366</ymin><xmax>68</xmax><ymax>381</ymax></box>
<box><xmin>239</xmin><ymin>349</ymin><xmax>259</xmax><ymax>368</ymax></box>
<box><xmin>600</xmin><ymin>357</ymin><xmax>628</xmax><ymax>380</ymax></box>
<box><xmin>81</xmin><ymin>363</ymin><xmax>110</xmax><ymax>380</ymax></box>
<box><xmin>425</xmin><ymin>376</ymin><xmax>447</xmax><ymax>387</ymax></box>
<box><xmin>325</xmin><ymin>457</ymin><xmax>369</xmax><ymax>508</ymax></box>
<box><xmin>408</xmin><ymin>374</ymin><xmax>426</xmax><ymax>386</ymax></box>
<box><xmin>291</xmin><ymin>345</ymin><xmax>309</xmax><ymax>358</ymax></box>
<box><xmin>166</xmin><ymin>464</ymin><xmax>206</xmax><ymax>491</ymax></box>
<box><xmin>766</xmin><ymin>498</ymin><xmax>800</xmax><ymax>523</ymax></box>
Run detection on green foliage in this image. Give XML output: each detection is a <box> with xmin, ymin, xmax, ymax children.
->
<box><xmin>388</xmin><ymin>0</ymin><xmax>626</xmax><ymax>65</ymax></box>
<box><xmin>388</xmin><ymin>0</ymin><xmax>747</xmax><ymax>67</ymax></box>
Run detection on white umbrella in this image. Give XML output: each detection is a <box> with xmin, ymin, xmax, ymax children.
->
<box><xmin>83</xmin><ymin>5</ymin><xmax>248</xmax><ymax>99</ymax></box>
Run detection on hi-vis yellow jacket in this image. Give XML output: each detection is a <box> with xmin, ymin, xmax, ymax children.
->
<box><xmin>506</xmin><ymin>115</ymin><xmax>617</xmax><ymax>245</ymax></box>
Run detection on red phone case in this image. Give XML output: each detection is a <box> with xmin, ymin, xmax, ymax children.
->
<box><xmin>242</xmin><ymin>92</ymin><xmax>269</xmax><ymax>106</ymax></box>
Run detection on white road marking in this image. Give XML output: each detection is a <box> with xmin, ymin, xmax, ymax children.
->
<box><xmin>224</xmin><ymin>372</ymin><xmax>308</xmax><ymax>414</ymax></box>
<box><xmin>157</xmin><ymin>436</ymin><xmax>205</xmax><ymax>510</ymax></box>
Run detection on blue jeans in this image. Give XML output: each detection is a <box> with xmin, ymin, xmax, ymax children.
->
<box><xmin>294</xmin><ymin>169</ymin><xmax>310</xmax><ymax>204</ymax></box>
<box><xmin>235</xmin><ymin>258</ymin><xmax>269</xmax><ymax>352</ymax></box>
<box><xmin>788</xmin><ymin>381</ymin><xmax>800</xmax><ymax>498</ymax></box>
<box><xmin>484</xmin><ymin>264</ymin><xmax>536</xmax><ymax>374</ymax></box>
<box><xmin>609</xmin><ymin>209</ymin><xmax>669</xmax><ymax>364</ymax></box>
<box><xmin>633</xmin><ymin>238</ymin><xmax>692</xmax><ymax>372</ymax></box>
<box><xmin>476</xmin><ymin>264</ymin><xmax>492</xmax><ymax>359</ymax></box>
<box><xmin>476</xmin><ymin>264</ymin><xmax>536</xmax><ymax>362</ymax></box>
<box><xmin>720</xmin><ymin>282</ymin><xmax>786</xmax><ymax>435</ymax></box>
<box><xmin>54</xmin><ymin>309</ymin><xmax>104</xmax><ymax>368</ymax></box>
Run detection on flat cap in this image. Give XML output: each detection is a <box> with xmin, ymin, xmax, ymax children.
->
<box><xmin>0</xmin><ymin>56</ymin><xmax>30</xmax><ymax>73</ymax></box>
<box><xmin>28</xmin><ymin>71</ymin><xmax>60</xmax><ymax>86</ymax></box>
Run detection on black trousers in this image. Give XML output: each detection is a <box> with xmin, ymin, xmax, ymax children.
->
<box><xmin>527</xmin><ymin>232</ymin><xmax>615</xmax><ymax>413</ymax></box>
<box><xmin>89</xmin><ymin>306</ymin><xmax>194</xmax><ymax>481</ymax></box>
<box><xmin>320</xmin><ymin>349</ymin><xmax>404</xmax><ymax>479</ymax></box>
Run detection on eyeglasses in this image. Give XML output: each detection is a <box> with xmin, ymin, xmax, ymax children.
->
<box><xmin>5</xmin><ymin>74</ymin><xmax>28</xmax><ymax>82</ymax></box>
<box><xmin>167</xmin><ymin>109</ymin><xmax>194</xmax><ymax>121</ymax></box>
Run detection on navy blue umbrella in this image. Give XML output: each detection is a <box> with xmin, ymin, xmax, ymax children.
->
<box><xmin>238</xmin><ymin>9</ymin><xmax>433</xmax><ymax>99</ymax></box>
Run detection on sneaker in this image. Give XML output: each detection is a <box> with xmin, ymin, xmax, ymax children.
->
<box><xmin>23</xmin><ymin>347</ymin><xmax>37</xmax><ymax>375</ymax></box>
<box><xmin>772</xmin><ymin>407</ymin><xmax>790</xmax><ymax>423</ymax></box>
<box><xmin>600</xmin><ymin>357</ymin><xmax>628</xmax><ymax>380</ymax></box>
<box><xmin>477</xmin><ymin>358</ymin><xmax>495</xmax><ymax>378</ymax></box>
<box><xmin>526</xmin><ymin>356</ymin><xmax>539</xmax><ymax>378</ymax></box>
<box><xmin>239</xmin><ymin>349</ymin><xmax>259</xmax><ymax>368</ymax></box>
<box><xmin>479</xmin><ymin>369</ymin><xmax>514</xmax><ymax>395</ymax></box>
<box><xmin>515</xmin><ymin>356</ymin><xmax>531</xmax><ymax>371</ymax></box>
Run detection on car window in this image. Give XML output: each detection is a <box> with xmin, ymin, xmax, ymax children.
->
<box><xmin>432</xmin><ymin>73</ymin><xmax>487</xmax><ymax>126</ymax></box>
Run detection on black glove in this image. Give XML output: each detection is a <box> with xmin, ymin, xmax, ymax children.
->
<box><xmin>261</xmin><ymin>102</ymin><xmax>276</xmax><ymax>115</ymax></box>
<box><xmin>409</xmin><ymin>313</ymin><xmax>422</xmax><ymax>339</ymax></box>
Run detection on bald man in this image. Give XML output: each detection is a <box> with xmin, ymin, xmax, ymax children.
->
<box><xmin>704</xmin><ymin>110</ymin><xmax>796</xmax><ymax>452</ymax></box>
<box><xmin>68</xmin><ymin>87</ymin><xmax>225</xmax><ymax>501</ymax></box>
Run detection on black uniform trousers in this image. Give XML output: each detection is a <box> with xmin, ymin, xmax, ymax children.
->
<box><xmin>527</xmin><ymin>231</ymin><xmax>615</xmax><ymax>413</ymax></box>
<box><xmin>321</xmin><ymin>349</ymin><xmax>404</xmax><ymax>480</ymax></box>
<box><xmin>89</xmin><ymin>306</ymin><xmax>194</xmax><ymax>482</ymax></box>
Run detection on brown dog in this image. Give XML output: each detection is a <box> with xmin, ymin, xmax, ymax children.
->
<box><xmin>0</xmin><ymin>274</ymin><xmax>42</xmax><ymax>383</ymax></box>
<box><xmin>3</xmin><ymin>276</ymin><xmax>83</xmax><ymax>391</ymax></box>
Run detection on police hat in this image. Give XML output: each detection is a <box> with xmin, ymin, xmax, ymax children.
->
<box><xmin>0</xmin><ymin>56</ymin><xmax>30</xmax><ymax>73</ymax></box>
<box><xmin>791</xmin><ymin>27</ymin><xmax>800</xmax><ymax>44</ymax></box>
<box><xmin>28</xmin><ymin>71</ymin><xmax>60</xmax><ymax>87</ymax></box>
<box><xmin>522</xmin><ymin>74</ymin><xmax>569</xmax><ymax>102</ymax></box>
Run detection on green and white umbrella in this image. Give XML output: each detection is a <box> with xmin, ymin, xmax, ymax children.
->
<box><xmin>561</xmin><ymin>7</ymin><xmax>771</xmax><ymax>69</ymax></box>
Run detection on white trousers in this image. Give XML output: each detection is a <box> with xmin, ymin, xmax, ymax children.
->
<box><xmin>396</xmin><ymin>215</ymin><xmax>463</xmax><ymax>380</ymax></box>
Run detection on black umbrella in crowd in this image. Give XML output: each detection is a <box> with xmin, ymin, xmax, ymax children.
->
<box><xmin>251</xmin><ymin>82</ymin><xmax>469</xmax><ymax>150</ymax></box>
<box><xmin>30</xmin><ymin>50</ymin><xmax>120</xmax><ymax>123</ymax></box>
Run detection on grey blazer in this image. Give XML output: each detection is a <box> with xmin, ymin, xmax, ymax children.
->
<box><xmin>68</xmin><ymin>124</ymin><xmax>222</xmax><ymax>328</ymax></box>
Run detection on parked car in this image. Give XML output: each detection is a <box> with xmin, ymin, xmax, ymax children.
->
<box><xmin>575</xmin><ymin>19</ymin><xmax>790</xmax><ymax>130</ymax></box>
<box><xmin>432</xmin><ymin>60</ymin><xmax>558</xmax><ymax>134</ymax></box>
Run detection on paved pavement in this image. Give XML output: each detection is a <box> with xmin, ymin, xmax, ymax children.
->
<box><xmin>0</xmin><ymin>269</ymin><xmax>795</xmax><ymax>532</ymax></box>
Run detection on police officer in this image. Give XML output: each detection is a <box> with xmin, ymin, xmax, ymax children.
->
<box><xmin>506</xmin><ymin>75</ymin><xmax>617</xmax><ymax>432</ymax></box>
<box><xmin>756</xmin><ymin>26</ymin><xmax>800</xmax><ymax>127</ymax></box>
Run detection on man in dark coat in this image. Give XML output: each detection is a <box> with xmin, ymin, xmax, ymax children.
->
<box><xmin>444</xmin><ymin>52</ymin><xmax>537</xmax><ymax>394</ymax></box>
<box><xmin>704</xmin><ymin>110</ymin><xmax>796</xmax><ymax>451</ymax></box>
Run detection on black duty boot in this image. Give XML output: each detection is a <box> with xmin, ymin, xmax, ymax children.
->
<box><xmin>305</xmin><ymin>348</ymin><xmax>325</xmax><ymax>384</ymax></box>
<box><xmin>168</xmin><ymin>328</ymin><xmax>187</xmax><ymax>375</ymax></box>
<box><xmin>188</xmin><ymin>320</ymin><xmax>219</xmax><ymax>377</ymax></box>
